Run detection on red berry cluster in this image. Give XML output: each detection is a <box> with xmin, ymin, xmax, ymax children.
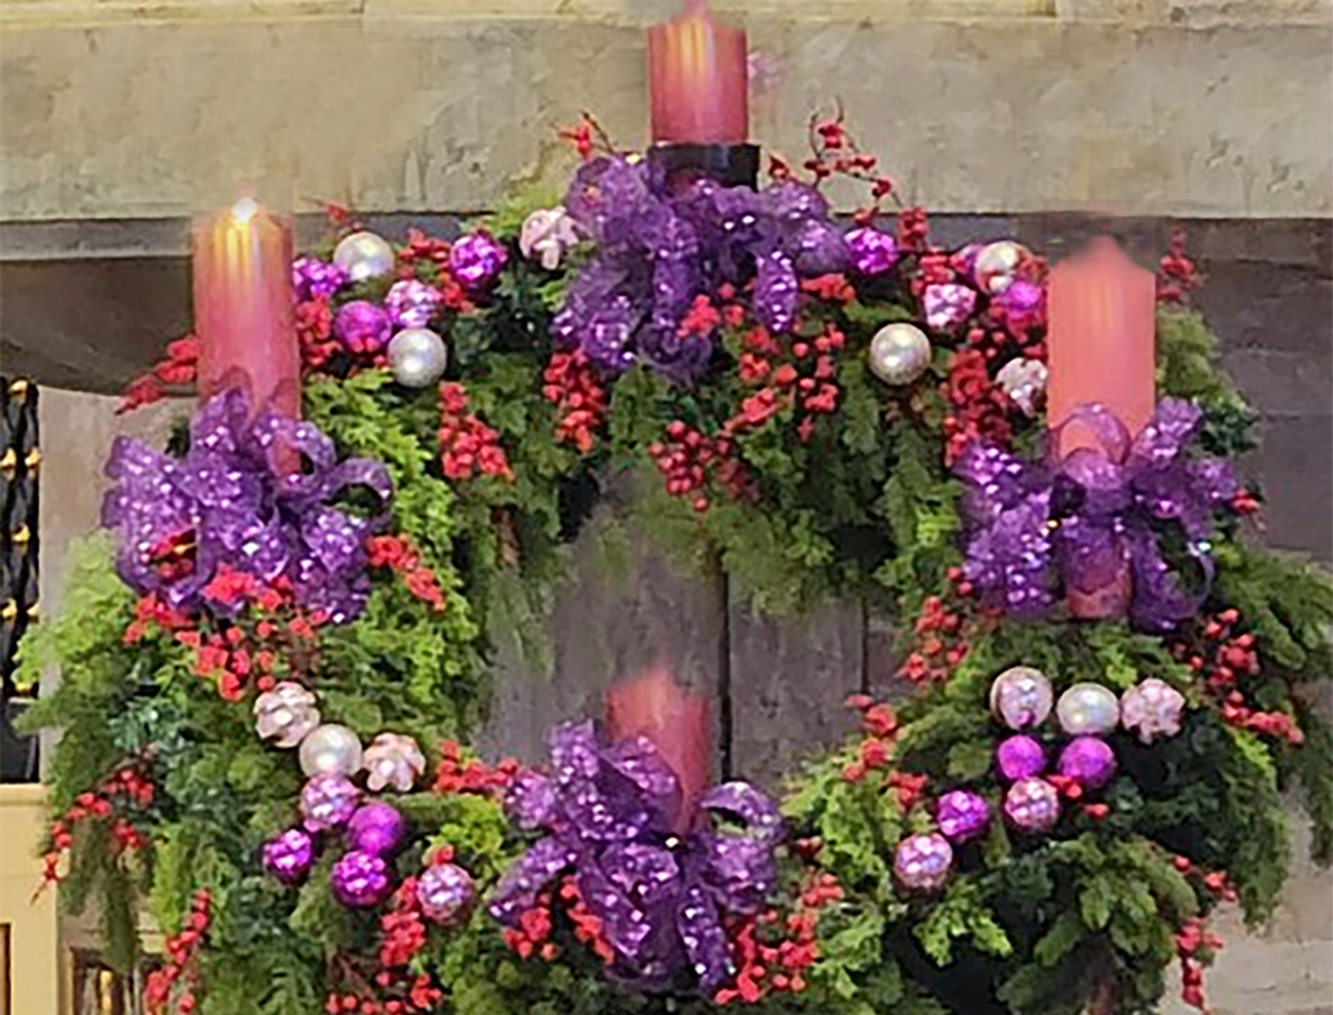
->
<box><xmin>1175</xmin><ymin>916</ymin><xmax>1224</xmax><ymax>1011</ymax></box>
<box><xmin>1157</xmin><ymin>229</ymin><xmax>1202</xmax><ymax>306</ymax></box>
<box><xmin>899</xmin><ymin>578</ymin><xmax>973</xmax><ymax>684</ymax></box>
<box><xmin>1173</xmin><ymin>609</ymin><xmax>1304</xmax><ymax>744</ymax></box>
<box><xmin>297</xmin><ymin>297</ymin><xmax>339</xmax><ymax>371</ymax></box>
<box><xmin>559</xmin><ymin>114</ymin><xmax>615</xmax><ymax>161</ymax></box>
<box><xmin>397</xmin><ymin>230</ymin><xmax>472</xmax><ymax>313</ymax></box>
<box><xmin>800</xmin><ymin>274</ymin><xmax>856</xmax><ymax>305</ymax></box>
<box><xmin>366</xmin><ymin>535</ymin><xmax>447</xmax><ymax>613</ymax></box>
<box><xmin>431</xmin><ymin>740</ymin><xmax>519</xmax><ymax>796</ymax></box>
<box><xmin>124</xmin><ymin>593</ymin><xmax>193</xmax><ymax>646</ymax></box>
<box><xmin>119</xmin><ymin>337</ymin><xmax>200</xmax><ymax>414</ymax></box>
<box><xmin>909</xmin><ymin>250</ymin><xmax>956</xmax><ymax>297</ymax></box>
<box><xmin>43</xmin><ymin>765</ymin><xmax>155</xmax><ymax>887</ymax></box>
<box><xmin>733</xmin><ymin>320</ymin><xmax>846</xmax><ymax>444</ymax></box>
<box><xmin>500</xmin><ymin>895</ymin><xmax>561</xmax><ymax>962</ymax></box>
<box><xmin>543</xmin><ymin>349</ymin><xmax>608</xmax><ymax>455</ymax></box>
<box><xmin>896</xmin><ymin>208</ymin><xmax>931</xmax><ymax>256</ymax></box>
<box><xmin>648</xmin><ymin>420</ymin><xmax>750</xmax><ymax>514</ymax></box>
<box><xmin>144</xmin><ymin>890</ymin><xmax>211</xmax><ymax>1015</ymax></box>
<box><xmin>941</xmin><ymin>348</ymin><xmax>1014</xmax><ymax>465</ymax></box>
<box><xmin>558</xmin><ymin>877</ymin><xmax>616</xmax><ymax>964</ymax></box>
<box><xmin>438</xmin><ymin>382</ymin><xmax>515</xmax><ymax>482</ymax></box>
<box><xmin>714</xmin><ymin>871</ymin><xmax>844</xmax><ymax>1004</ymax></box>
<box><xmin>323</xmin><ymin>976</ymin><xmax>441</xmax><ymax>1015</ymax></box>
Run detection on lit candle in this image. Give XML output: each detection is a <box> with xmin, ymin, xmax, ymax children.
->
<box><xmin>606</xmin><ymin>667</ymin><xmax>711</xmax><ymax>831</ymax></box>
<box><xmin>649</xmin><ymin>0</ymin><xmax>749</xmax><ymax>146</ymax></box>
<box><xmin>1047</xmin><ymin>237</ymin><xmax>1157</xmax><ymax>619</ymax></box>
<box><xmin>193</xmin><ymin>197</ymin><xmax>300</xmax><ymax>419</ymax></box>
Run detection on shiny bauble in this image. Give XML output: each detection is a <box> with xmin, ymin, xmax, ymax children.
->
<box><xmin>1004</xmin><ymin>777</ymin><xmax>1061</xmax><ymax>833</ymax></box>
<box><xmin>387</xmin><ymin>328</ymin><xmax>448</xmax><ymax>389</ymax></box>
<box><xmin>348</xmin><ymin>802</ymin><xmax>407</xmax><ymax>857</ymax></box>
<box><xmin>1056</xmin><ymin>683</ymin><xmax>1121</xmax><ymax>737</ymax></box>
<box><xmin>299</xmin><ymin>774</ymin><xmax>360</xmax><ymax>833</ymax></box>
<box><xmin>363</xmin><ymin>732</ymin><xmax>427</xmax><ymax>793</ymax></box>
<box><xmin>416</xmin><ymin>863</ymin><xmax>477</xmax><ymax>925</ymax></box>
<box><xmin>973</xmin><ymin>239</ymin><xmax>1031</xmax><ymax>295</ymax></box>
<box><xmin>995</xmin><ymin>734</ymin><xmax>1047</xmax><ymax>781</ymax></box>
<box><xmin>253</xmin><ymin>681</ymin><xmax>320</xmax><ymax>749</ymax></box>
<box><xmin>298</xmin><ymin>723</ymin><xmax>364</xmax><ymax>779</ymax></box>
<box><xmin>893</xmin><ymin>832</ymin><xmax>954</xmax><ymax>892</ymax></box>
<box><xmin>989</xmin><ymin>666</ymin><xmax>1054</xmax><ymax>730</ymax></box>
<box><xmin>1058</xmin><ymin>737</ymin><xmax>1118</xmax><ymax>789</ymax></box>
<box><xmin>868</xmin><ymin>323</ymin><xmax>932</xmax><ymax>386</ymax></box>
<box><xmin>262</xmin><ymin>828</ymin><xmax>314</xmax><ymax>884</ymax></box>
<box><xmin>936</xmin><ymin>790</ymin><xmax>991</xmax><ymax>843</ymax></box>
<box><xmin>332</xmin><ymin>231</ymin><xmax>396</xmax><ymax>284</ymax></box>
<box><xmin>331</xmin><ymin>850</ymin><xmax>392</xmax><ymax>909</ymax></box>
<box><xmin>995</xmin><ymin>357</ymin><xmax>1048</xmax><ymax>417</ymax></box>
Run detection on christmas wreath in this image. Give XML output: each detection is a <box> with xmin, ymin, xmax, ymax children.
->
<box><xmin>20</xmin><ymin>116</ymin><xmax>1333</xmax><ymax>1015</ymax></box>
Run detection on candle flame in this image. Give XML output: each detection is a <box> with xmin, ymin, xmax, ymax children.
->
<box><xmin>230</xmin><ymin>197</ymin><xmax>260</xmax><ymax>226</ymax></box>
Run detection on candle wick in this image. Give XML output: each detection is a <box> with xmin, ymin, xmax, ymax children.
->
<box><xmin>230</xmin><ymin>197</ymin><xmax>259</xmax><ymax>225</ymax></box>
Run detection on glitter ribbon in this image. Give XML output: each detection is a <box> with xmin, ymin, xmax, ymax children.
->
<box><xmin>488</xmin><ymin>721</ymin><xmax>782</xmax><ymax>994</ymax></box>
<box><xmin>956</xmin><ymin>398</ymin><xmax>1238</xmax><ymax>631</ymax></box>
<box><xmin>102</xmin><ymin>389</ymin><xmax>393</xmax><ymax>622</ymax></box>
<box><xmin>554</xmin><ymin>156</ymin><xmax>847</xmax><ymax>384</ymax></box>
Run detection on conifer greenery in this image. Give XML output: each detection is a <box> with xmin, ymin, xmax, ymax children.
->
<box><xmin>19</xmin><ymin>174</ymin><xmax>1332</xmax><ymax>1015</ymax></box>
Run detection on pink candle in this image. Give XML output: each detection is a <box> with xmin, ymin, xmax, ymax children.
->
<box><xmin>193</xmin><ymin>197</ymin><xmax>300</xmax><ymax>419</ymax></box>
<box><xmin>649</xmin><ymin>0</ymin><xmax>748</xmax><ymax>145</ymax></box>
<box><xmin>1047</xmin><ymin>236</ymin><xmax>1157</xmax><ymax>619</ymax></box>
<box><xmin>606</xmin><ymin>667</ymin><xmax>711</xmax><ymax>832</ymax></box>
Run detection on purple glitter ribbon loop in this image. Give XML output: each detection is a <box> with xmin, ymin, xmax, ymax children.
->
<box><xmin>555</xmin><ymin>154</ymin><xmax>849</xmax><ymax>384</ymax></box>
<box><xmin>956</xmin><ymin>398</ymin><xmax>1237</xmax><ymax>631</ymax></box>
<box><xmin>488</xmin><ymin>721</ymin><xmax>781</xmax><ymax>994</ymax></box>
<box><xmin>101</xmin><ymin>390</ymin><xmax>393</xmax><ymax>622</ymax></box>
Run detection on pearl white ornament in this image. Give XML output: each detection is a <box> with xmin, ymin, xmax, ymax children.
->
<box><xmin>995</xmin><ymin>358</ymin><xmax>1049</xmax><ymax>416</ymax></box>
<box><xmin>1055</xmin><ymin>683</ymin><xmax>1121</xmax><ymax>737</ymax></box>
<box><xmin>332</xmin><ymin>231</ymin><xmax>396</xmax><ymax>284</ymax></box>
<box><xmin>868</xmin><ymin>323</ymin><xmax>932</xmax><ymax>386</ymax></box>
<box><xmin>388</xmin><ymin>328</ymin><xmax>449</xmax><ymax>388</ymax></box>
<box><xmin>989</xmin><ymin>666</ymin><xmax>1055</xmax><ymax>730</ymax></box>
<box><xmin>298</xmin><ymin>723</ymin><xmax>364</xmax><ymax>778</ymax></box>
<box><xmin>363</xmin><ymin>733</ymin><xmax>427</xmax><ymax>793</ymax></box>
<box><xmin>254</xmin><ymin>682</ymin><xmax>321</xmax><ymax>749</ymax></box>
<box><xmin>974</xmin><ymin>240</ymin><xmax>1031</xmax><ymax>295</ymax></box>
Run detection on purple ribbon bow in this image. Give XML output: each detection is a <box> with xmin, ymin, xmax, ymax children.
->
<box><xmin>488</xmin><ymin>721</ymin><xmax>783</xmax><ymax>994</ymax></box>
<box><xmin>101</xmin><ymin>390</ymin><xmax>393</xmax><ymax>623</ymax></box>
<box><xmin>554</xmin><ymin>155</ymin><xmax>848</xmax><ymax>384</ymax></box>
<box><xmin>956</xmin><ymin>398</ymin><xmax>1238</xmax><ymax>631</ymax></box>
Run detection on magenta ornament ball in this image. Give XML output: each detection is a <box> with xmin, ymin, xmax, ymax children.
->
<box><xmin>262</xmin><ymin>828</ymin><xmax>314</xmax><ymax>885</ymax></box>
<box><xmin>893</xmin><ymin>832</ymin><xmax>954</xmax><ymax>892</ymax></box>
<box><xmin>334</xmin><ymin>300</ymin><xmax>393</xmax><ymax>355</ymax></box>
<box><xmin>989</xmin><ymin>666</ymin><xmax>1054</xmax><ymax>730</ymax></box>
<box><xmin>385</xmin><ymin>279</ymin><xmax>443</xmax><ymax>330</ymax></box>
<box><xmin>996</xmin><ymin>735</ymin><xmax>1047</xmax><ymax>782</ymax></box>
<box><xmin>449</xmin><ymin>232</ymin><xmax>508</xmax><ymax>289</ymax></box>
<box><xmin>845</xmin><ymin>226</ymin><xmax>900</xmax><ymax>276</ymax></box>
<box><xmin>416</xmin><ymin>863</ymin><xmax>477</xmax><ymax>925</ymax></box>
<box><xmin>348</xmin><ymin>802</ymin><xmax>406</xmax><ymax>857</ymax></box>
<box><xmin>936</xmin><ymin>790</ymin><xmax>991</xmax><ymax>843</ymax></box>
<box><xmin>1058</xmin><ymin>737</ymin><xmax>1118</xmax><ymax>790</ymax></box>
<box><xmin>1004</xmin><ymin>777</ymin><xmax>1061</xmax><ymax>834</ymax></box>
<box><xmin>331</xmin><ymin>850</ymin><xmax>392</xmax><ymax>909</ymax></box>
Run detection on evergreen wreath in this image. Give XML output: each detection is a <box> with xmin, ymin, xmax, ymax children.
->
<box><xmin>20</xmin><ymin>115</ymin><xmax>1333</xmax><ymax>1015</ymax></box>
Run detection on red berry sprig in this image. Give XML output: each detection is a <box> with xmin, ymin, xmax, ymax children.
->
<box><xmin>431</xmin><ymin>741</ymin><xmax>519</xmax><ymax>796</ymax></box>
<box><xmin>798</xmin><ymin>109</ymin><xmax>897</xmax><ymax>222</ymax></box>
<box><xmin>648</xmin><ymin>421</ymin><xmax>752</xmax><ymax>514</ymax></box>
<box><xmin>1157</xmin><ymin>229</ymin><xmax>1202</xmax><ymax>306</ymax></box>
<box><xmin>543</xmin><ymin>349</ymin><xmax>608</xmax><ymax>455</ymax></box>
<box><xmin>297</xmin><ymin>297</ymin><xmax>339</xmax><ymax>371</ymax></box>
<box><xmin>42</xmin><ymin>764</ymin><xmax>156</xmax><ymax>888</ymax></box>
<box><xmin>119</xmin><ymin>337</ymin><xmax>200</xmax><ymax>414</ymax></box>
<box><xmin>366</xmin><ymin>535</ymin><xmax>447</xmax><ymax>613</ymax></box>
<box><xmin>438</xmin><ymin>382</ymin><xmax>515</xmax><ymax>482</ymax></box>
<box><xmin>144</xmin><ymin>889</ymin><xmax>211</xmax><ymax>1015</ymax></box>
<box><xmin>941</xmin><ymin>348</ymin><xmax>1014</xmax><ymax>465</ymax></box>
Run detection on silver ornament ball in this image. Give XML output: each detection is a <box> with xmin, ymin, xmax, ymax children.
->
<box><xmin>974</xmin><ymin>240</ymin><xmax>1031</xmax><ymax>295</ymax></box>
<box><xmin>388</xmin><ymin>328</ymin><xmax>449</xmax><ymax>388</ymax></box>
<box><xmin>298</xmin><ymin>723</ymin><xmax>364</xmax><ymax>778</ymax></box>
<box><xmin>1056</xmin><ymin>682</ymin><xmax>1121</xmax><ymax>737</ymax></box>
<box><xmin>332</xmin><ymin>231</ymin><xmax>396</xmax><ymax>284</ymax></box>
<box><xmin>868</xmin><ymin>323</ymin><xmax>932</xmax><ymax>386</ymax></box>
<box><xmin>989</xmin><ymin>665</ymin><xmax>1055</xmax><ymax>731</ymax></box>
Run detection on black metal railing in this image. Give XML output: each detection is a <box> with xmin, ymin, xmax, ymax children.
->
<box><xmin>1</xmin><ymin>376</ymin><xmax>40</xmax><ymax>782</ymax></box>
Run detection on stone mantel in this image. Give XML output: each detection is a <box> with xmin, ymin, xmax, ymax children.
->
<box><xmin>0</xmin><ymin>0</ymin><xmax>1329</xmax><ymax>225</ymax></box>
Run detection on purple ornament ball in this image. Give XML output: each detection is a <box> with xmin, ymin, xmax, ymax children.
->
<box><xmin>300</xmin><ymin>774</ymin><xmax>360</xmax><ymax>833</ymax></box>
<box><xmin>996</xmin><ymin>735</ymin><xmax>1047</xmax><ymax>782</ymax></box>
<box><xmin>331</xmin><ymin>850</ymin><xmax>392</xmax><ymax>909</ymax></box>
<box><xmin>1058</xmin><ymin>737</ymin><xmax>1118</xmax><ymax>790</ymax></box>
<box><xmin>845</xmin><ymin>226</ymin><xmax>900</xmax><ymax>276</ymax></box>
<box><xmin>450</xmin><ymin>232</ymin><xmax>508</xmax><ymax>290</ymax></box>
<box><xmin>936</xmin><ymin>790</ymin><xmax>991</xmax><ymax>843</ymax></box>
<box><xmin>262</xmin><ymin>828</ymin><xmax>314</xmax><ymax>885</ymax></box>
<box><xmin>348</xmin><ymin>802</ymin><xmax>406</xmax><ymax>857</ymax></box>
<box><xmin>1004</xmin><ymin>777</ymin><xmax>1061</xmax><ymax>834</ymax></box>
<box><xmin>292</xmin><ymin>256</ymin><xmax>349</xmax><ymax>302</ymax></box>
<box><xmin>334</xmin><ymin>300</ymin><xmax>393</xmax><ymax>355</ymax></box>
<box><xmin>893</xmin><ymin>832</ymin><xmax>953</xmax><ymax>892</ymax></box>
<box><xmin>415</xmin><ymin>863</ymin><xmax>477</xmax><ymax>925</ymax></box>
